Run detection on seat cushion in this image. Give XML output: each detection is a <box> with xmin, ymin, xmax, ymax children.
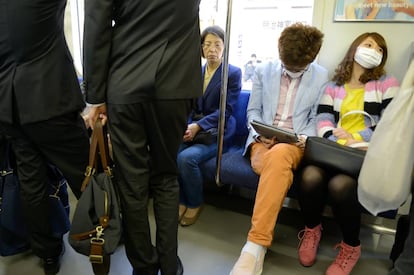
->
<box><xmin>201</xmin><ymin>149</ymin><xmax>259</xmax><ymax>190</ymax></box>
<box><xmin>233</xmin><ymin>90</ymin><xmax>250</xmax><ymax>137</ymax></box>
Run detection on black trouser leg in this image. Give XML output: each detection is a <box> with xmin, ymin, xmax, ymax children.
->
<box><xmin>0</xmin><ymin>112</ymin><xmax>89</xmax><ymax>259</ymax></box>
<box><xmin>21</xmin><ymin>113</ymin><xmax>90</xmax><ymax>199</ymax></box>
<box><xmin>108</xmin><ymin>99</ymin><xmax>191</xmax><ymax>275</ymax></box>
<box><xmin>108</xmin><ymin>102</ymin><xmax>158</xmax><ymax>274</ymax></box>
<box><xmin>11</xmin><ymin>134</ymin><xmax>62</xmax><ymax>259</ymax></box>
<box><xmin>147</xmin><ymin>100</ymin><xmax>190</xmax><ymax>275</ymax></box>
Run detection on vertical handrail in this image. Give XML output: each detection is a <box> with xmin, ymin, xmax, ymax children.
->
<box><xmin>215</xmin><ymin>0</ymin><xmax>233</xmax><ymax>187</ymax></box>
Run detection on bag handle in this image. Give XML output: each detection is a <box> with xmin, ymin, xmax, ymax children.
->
<box><xmin>338</xmin><ymin>110</ymin><xmax>375</xmax><ymax>149</ymax></box>
<box><xmin>81</xmin><ymin>118</ymin><xmax>112</xmax><ymax>192</ymax></box>
<box><xmin>95</xmin><ymin>119</ymin><xmax>112</xmax><ymax>175</ymax></box>
<box><xmin>338</xmin><ymin>110</ymin><xmax>376</xmax><ymax>128</ymax></box>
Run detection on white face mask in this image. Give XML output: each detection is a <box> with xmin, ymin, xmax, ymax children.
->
<box><xmin>354</xmin><ymin>46</ymin><xmax>383</xmax><ymax>69</ymax></box>
<box><xmin>284</xmin><ymin>67</ymin><xmax>306</xmax><ymax>79</ymax></box>
<box><xmin>285</xmin><ymin>70</ymin><xmax>303</xmax><ymax>79</ymax></box>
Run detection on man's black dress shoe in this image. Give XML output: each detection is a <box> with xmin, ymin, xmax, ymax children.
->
<box><xmin>43</xmin><ymin>256</ymin><xmax>61</xmax><ymax>275</ymax></box>
<box><xmin>176</xmin><ymin>256</ymin><xmax>183</xmax><ymax>275</ymax></box>
<box><xmin>43</xmin><ymin>245</ymin><xmax>65</xmax><ymax>275</ymax></box>
<box><xmin>132</xmin><ymin>265</ymin><xmax>159</xmax><ymax>275</ymax></box>
<box><xmin>132</xmin><ymin>257</ymin><xmax>183</xmax><ymax>275</ymax></box>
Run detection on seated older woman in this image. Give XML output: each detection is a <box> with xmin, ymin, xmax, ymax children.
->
<box><xmin>177</xmin><ymin>25</ymin><xmax>242</xmax><ymax>226</ymax></box>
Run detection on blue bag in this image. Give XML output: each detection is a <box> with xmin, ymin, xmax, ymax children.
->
<box><xmin>0</xmin><ymin>143</ymin><xmax>29</xmax><ymax>256</ymax></box>
<box><xmin>0</xmin><ymin>142</ymin><xmax>71</xmax><ymax>256</ymax></box>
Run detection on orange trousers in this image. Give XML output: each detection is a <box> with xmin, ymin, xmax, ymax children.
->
<box><xmin>248</xmin><ymin>142</ymin><xmax>303</xmax><ymax>247</ymax></box>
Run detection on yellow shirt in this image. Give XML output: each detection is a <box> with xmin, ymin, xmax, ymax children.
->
<box><xmin>337</xmin><ymin>84</ymin><xmax>365</xmax><ymax>145</ymax></box>
<box><xmin>203</xmin><ymin>66</ymin><xmax>218</xmax><ymax>93</ymax></box>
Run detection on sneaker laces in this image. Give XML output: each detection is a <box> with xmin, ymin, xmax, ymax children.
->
<box><xmin>332</xmin><ymin>242</ymin><xmax>358</xmax><ymax>269</ymax></box>
<box><xmin>297</xmin><ymin>226</ymin><xmax>321</xmax><ymax>250</ymax></box>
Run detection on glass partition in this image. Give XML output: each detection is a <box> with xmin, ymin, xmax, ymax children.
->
<box><xmin>64</xmin><ymin>0</ymin><xmax>314</xmax><ymax>86</ymax></box>
<box><xmin>199</xmin><ymin>0</ymin><xmax>314</xmax><ymax>90</ymax></box>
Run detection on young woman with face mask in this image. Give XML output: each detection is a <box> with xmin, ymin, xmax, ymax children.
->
<box><xmin>296</xmin><ymin>32</ymin><xmax>399</xmax><ymax>275</ymax></box>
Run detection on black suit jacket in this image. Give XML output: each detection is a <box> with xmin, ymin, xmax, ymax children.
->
<box><xmin>83</xmin><ymin>0</ymin><xmax>203</xmax><ymax>104</ymax></box>
<box><xmin>0</xmin><ymin>0</ymin><xmax>85</xmax><ymax>124</ymax></box>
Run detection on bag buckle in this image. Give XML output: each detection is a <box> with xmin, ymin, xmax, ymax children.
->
<box><xmin>90</xmin><ymin>237</ymin><xmax>105</xmax><ymax>245</ymax></box>
<box><xmin>1</xmin><ymin>169</ymin><xmax>13</xmax><ymax>176</ymax></box>
<box><xmin>104</xmin><ymin>166</ymin><xmax>113</xmax><ymax>177</ymax></box>
<box><xmin>89</xmin><ymin>254</ymin><xmax>104</xmax><ymax>264</ymax></box>
<box><xmin>84</xmin><ymin>166</ymin><xmax>96</xmax><ymax>177</ymax></box>
<box><xmin>90</xmin><ymin>236</ymin><xmax>105</xmax><ymax>264</ymax></box>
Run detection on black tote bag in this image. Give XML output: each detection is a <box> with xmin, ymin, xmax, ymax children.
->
<box><xmin>303</xmin><ymin>136</ymin><xmax>366</xmax><ymax>178</ymax></box>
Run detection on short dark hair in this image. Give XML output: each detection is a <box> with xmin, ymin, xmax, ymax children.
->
<box><xmin>278</xmin><ymin>23</ymin><xmax>324</xmax><ymax>69</ymax></box>
<box><xmin>200</xmin><ymin>25</ymin><xmax>225</xmax><ymax>58</ymax></box>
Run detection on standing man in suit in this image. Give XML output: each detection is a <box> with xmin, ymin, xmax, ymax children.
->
<box><xmin>0</xmin><ymin>1</ymin><xmax>90</xmax><ymax>274</ymax></box>
<box><xmin>83</xmin><ymin>0</ymin><xmax>203</xmax><ymax>274</ymax></box>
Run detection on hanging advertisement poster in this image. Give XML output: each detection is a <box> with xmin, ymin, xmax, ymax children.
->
<box><xmin>334</xmin><ymin>0</ymin><xmax>414</xmax><ymax>22</ymax></box>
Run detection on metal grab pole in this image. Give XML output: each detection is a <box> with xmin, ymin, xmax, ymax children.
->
<box><xmin>215</xmin><ymin>0</ymin><xmax>233</xmax><ymax>186</ymax></box>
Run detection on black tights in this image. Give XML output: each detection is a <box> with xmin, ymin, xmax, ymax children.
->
<box><xmin>298</xmin><ymin>165</ymin><xmax>361</xmax><ymax>246</ymax></box>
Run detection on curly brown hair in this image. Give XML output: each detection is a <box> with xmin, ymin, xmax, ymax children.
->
<box><xmin>278</xmin><ymin>23</ymin><xmax>324</xmax><ymax>69</ymax></box>
<box><xmin>332</xmin><ymin>32</ymin><xmax>388</xmax><ymax>86</ymax></box>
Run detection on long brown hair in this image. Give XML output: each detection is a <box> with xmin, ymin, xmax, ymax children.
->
<box><xmin>332</xmin><ymin>32</ymin><xmax>388</xmax><ymax>86</ymax></box>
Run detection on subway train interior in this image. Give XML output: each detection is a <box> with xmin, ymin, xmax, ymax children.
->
<box><xmin>1</xmin><ymin>0</ymin><xmax>414</xmax><ymax>274</ymax></box>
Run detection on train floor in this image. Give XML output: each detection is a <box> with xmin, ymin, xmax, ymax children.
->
<box><xmin>0</xmin><ymin>196</ymin><xmax>396</xmax><ymax>275</ymax></box>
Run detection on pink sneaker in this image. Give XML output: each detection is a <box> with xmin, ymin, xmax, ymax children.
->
<box><xmin>297</xmin><ymin>224</ymin><xmax>322</xmax><ymax>267</ymax></box>
<box><xmin>326</xmin><ymin>241</ymin><xmax>361</xmax><ymax>275</ymax></box>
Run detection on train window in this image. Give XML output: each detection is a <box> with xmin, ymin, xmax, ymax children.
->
<box><xmin>65</xmin><ymin>0</ymin><xmax>84</xmax><ymax>76</ymax></box>
<box><xmin>65</xmin><ymin>0</ymin><xmax>314</xmax><ymax>86</ymax></box>
<box><xmin>200</xmin><ymin>0</ymin><xmax>314</xmax><ymax>89</ymax></box>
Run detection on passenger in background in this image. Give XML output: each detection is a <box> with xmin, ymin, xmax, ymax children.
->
<box><xmin>244</xmin><ymin>53</ymin><xmax>261</xmax><ymax>82</ymax></box>
<box><xmin>83</xmin><ymin>0</ymin><xmax>203</xmax><ymax>274</ymax></box>
<box><xmin>297</xmin><ymin>32</ymin><xmax>399</xmax><ymax>275</ymax></box>
<box><xmin>177</xmin><ymin>25</ymin><xmax>242</xmax><ymax>226</ymax></box>
<box><xmin>230</xmin><ymin>23</ymin><xmax>329</xmax><ymax>275</ymax></box>
<box><xmin>0</xmin><ymin>1</ymin><xmax>89</xmax><ymax>274</ymax></box>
